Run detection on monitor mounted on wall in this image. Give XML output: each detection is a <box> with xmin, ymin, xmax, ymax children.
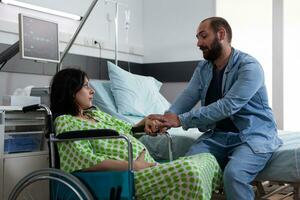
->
<box><xmin>19</xmin><ymin>13</ymin><xmax>60</xmax><ymax>63</ymax></box>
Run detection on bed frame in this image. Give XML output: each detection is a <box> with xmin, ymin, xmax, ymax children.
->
<box><xmin>212</xmin><ymin>181</ymin><xmax>300</xmax><ymax>199</ymax></box>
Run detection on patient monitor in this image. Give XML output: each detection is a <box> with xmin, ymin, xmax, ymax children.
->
<box><xmin>0</xmin><ymin>13</ymin><xmax>60</xmax><ymax>69</ymax></box>
<box><xmin>19</xmin><ymin>14</ymin><xmax>58</xmax><ymax>106</ymax></box>
<box><xmin>19</xmin><ymin>13</ymin><xmax>60</xmax><ymax>63</ymax></box>
<box><xmin>19</xmin><ymin>14</ymin><xmax>59</xmax><ymax>105</ymax></box>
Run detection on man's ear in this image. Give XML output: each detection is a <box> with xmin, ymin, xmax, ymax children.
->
<box><xmin>217</xmin><ymin>27</ymin><xmax>226</xmax><ymax>41</ymax></box>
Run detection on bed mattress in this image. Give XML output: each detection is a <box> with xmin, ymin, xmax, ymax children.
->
<box><xmin>124</xmin><ymin>115</ymin><xmax>300</xmax><ymax>182</ymax></box>
<box><xmin>255</xmin><ymin>130</ymin><xmax>300</xmax><ymax>182</ymax></box>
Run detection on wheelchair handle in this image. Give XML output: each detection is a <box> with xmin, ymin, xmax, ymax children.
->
<box><xmin>22</xmin><ymin>104</ymin><xmax>54</xmax><ymax>137</ymax></box>
<box><xmin>22</xmin><ymin>104</ymin><xmax>41</xmax><ymax>113</ymax></box>
<box><xmin>23</xmin><ymin>104</ymin><xmax>52</xmax><ymax>115</ymax></box>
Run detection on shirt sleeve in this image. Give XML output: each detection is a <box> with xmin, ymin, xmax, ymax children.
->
<box><xmin>54</xmin><ymin>115</ymin><xmax>109</xmax><ymax>173</ymax></box>
<box><xmin>179</xmin><ymin>59</ymin><xmax>264</xmax><ymax>131</ymax></box>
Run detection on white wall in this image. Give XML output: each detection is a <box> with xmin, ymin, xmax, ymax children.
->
<box><xmin>0</xmin><ymin>0</ymin><xmax>216</xmax><ymax>100</ymax></box>
<box><xmin>0</xmin><ymin>72</ymin><xmax>52</xmax><ymax>96</ymax></box>
<box><xmin>143</xmin><ymin>0</ymin><xmax>215</xmax><ymax>63</ymax></box>
<box><xmin>0</xmin><ymin>0</ymin><xmax>144</xmax><ymax>62</ymax></box>
<box><xmin>143</xmin><ymin>0</ymin><xmax>215</xmax><ymax>103</ymax></box>
<box><xmin>0</xmin><ymin>0</ymin><xmax>143</xmax><ymax>97</ymax></box>
<box><xmin>283</xmin><ymin>0</ymin><xmax>300</xmax><ymax>130</ymax></box>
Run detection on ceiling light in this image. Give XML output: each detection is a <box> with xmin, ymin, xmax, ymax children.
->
<box><xmin>1</xmin><ymin>0</ymin><xmax>82</xmax><ymax>20</ymax></box>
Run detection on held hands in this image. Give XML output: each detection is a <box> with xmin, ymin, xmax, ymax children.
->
<box><xmin>133</xmin><ymin>149</ymin><xmax>156</xmax><ymax>171</ymax></box>
<box><xmin>144</xmin><ymin>117</ymin><xmax>167</xmax><ymax>136</ymax></box>
<box><xmin>148</xmin><ymin>113</ymin><xmax>181</xmax><ymax>131</ymax></box>
<box><xmin>142</xmin><ymin>113</ymin><xmax>181</xmax><ymax>135</ymax></box>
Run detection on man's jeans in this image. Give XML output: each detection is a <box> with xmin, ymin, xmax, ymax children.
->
<box><xmin>185</xmin><ymin>132</ymin><xmax>272</xmax><ymax>200</ymax></box>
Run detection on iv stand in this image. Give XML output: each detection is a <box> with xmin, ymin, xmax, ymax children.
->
<box><xmin>105</xmin><ymin>0</ymin><xmax>128</xmax><ymax>66</ymax></box>
<box><xmin>57</xmin><ymin>0</ymin><xmax>127</xmax><ymax>70</ymax></box>
<box><xmin>114</xmin><ymin>2</ymin><xmax>119</xmax><ymax>66</ymax></box>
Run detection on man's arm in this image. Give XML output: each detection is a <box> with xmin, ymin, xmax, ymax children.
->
<box><xmin>179</xmin><ymin>61</ymin><xmax>264</xmax><ymax>130</ymax></box>
<box><xmin>148</xmin><ymin>64</ymin><xmax>204</xmax><ymax>131</ymax></box>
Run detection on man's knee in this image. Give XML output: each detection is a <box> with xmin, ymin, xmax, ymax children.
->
<box><xmin>185</xmin><ymin>141</ymin><xmax>209</xmax><ymax>156</ymax></box>
<box><xmin>223</xmin><ymin>162</ymin><xmax>256</xmax><ymax>186</ymax></box>
<box><xmin>223</xmin><ymin>164</ymin><xmax>244</xmax><ymax>184</ymax></box>
<box><xmin>223</xmin><ymin>164</ymin><xmax>255</xmax><ymax>200</ymax></box>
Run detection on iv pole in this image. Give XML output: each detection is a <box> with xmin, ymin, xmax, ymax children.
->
<box><xmin>105</xmin><ymin>0</ymin><xmax>128</xmax><ymax>66</ymax></box>
<box><xmin>57</xmin><ymin>0</ymin><xmax>128</xmax><ymax>70</ymax></box>
<box><xmin>114</xmin><ymin>2</ymin><xmax>119</xmax><ymax>66</ymax></box>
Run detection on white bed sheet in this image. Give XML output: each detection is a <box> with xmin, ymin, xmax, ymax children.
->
<box><xmin>124</xmin><ymin>115</ymin><xmax>202</xmax><ymax>160</ymax></box>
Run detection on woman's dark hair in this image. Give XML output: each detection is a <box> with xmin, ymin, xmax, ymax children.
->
<box><xmin>50</xmin><ymin>68</ymin><xmax>88</xmax><ymax>119</ymax></box>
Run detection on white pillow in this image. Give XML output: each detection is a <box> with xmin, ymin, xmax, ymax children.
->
<box><xmin>107</xmin><ymin>61</ymin><xmax>170</xmax><ymax>117</ymax></box>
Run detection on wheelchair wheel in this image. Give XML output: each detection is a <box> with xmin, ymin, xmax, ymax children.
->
<box><xmin>9</xmin><ymin>168</ymin><xmax>94</xmax><ymax>200</ymax></box>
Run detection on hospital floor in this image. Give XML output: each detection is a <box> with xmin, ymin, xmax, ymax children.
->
<box><xmin>269</xmin><ymin>195</ymin><xmax>293</xmax><ymax>200</ymax></box>
<box><xmin>263</xmin><ymin>184</ymin><xmax>294</xmax><ymax>200</ymax></box>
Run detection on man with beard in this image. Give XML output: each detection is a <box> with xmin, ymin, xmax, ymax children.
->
<box><xmin>149</xmin><ymin>17</ymin><xmax>282</xmax><ymax>200</ymax></box>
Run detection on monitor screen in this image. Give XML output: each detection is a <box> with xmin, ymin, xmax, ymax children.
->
<box><xmin>19</xmin><ymin>14</ymin><xmax>60</xmax><ymax>63</ymax></box>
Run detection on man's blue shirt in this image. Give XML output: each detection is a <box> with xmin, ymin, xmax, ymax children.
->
<box><xmin>168</xmin><ymin>48</ymin><xmax>282</xmax><ymax>153</ymax></box>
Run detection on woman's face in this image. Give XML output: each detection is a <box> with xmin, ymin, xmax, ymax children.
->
<box><xmin>75</xmin><ymin>77</ymin><xmax>95</xmax><ymax>111</ymax></box>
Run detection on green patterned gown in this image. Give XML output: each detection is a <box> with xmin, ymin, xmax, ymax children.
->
<box><xmin>54</xmin><ymin>107</ymin><xmax>222</xmax><ymax>200</ymax></box>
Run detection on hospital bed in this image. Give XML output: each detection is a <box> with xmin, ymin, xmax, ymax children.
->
<box><xmin>254</xmin><ymin>130</ymin><xmax>300</xmax><ymax>199</ymax></box>
<box><xmin>90</xmin><ymin>79</ymin><xmax>300</xmax><ymax>200</ymax></box>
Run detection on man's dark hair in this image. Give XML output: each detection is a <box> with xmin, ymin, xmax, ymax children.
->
<box><xmin>50</xmin><ymin>67</ymin><xmax>88</xmax><ymax>119</ymax></box>
<box><xmin>203</xmin><ymin>17</ymin><xmax>232</xmax><ymax>43</ymax></box>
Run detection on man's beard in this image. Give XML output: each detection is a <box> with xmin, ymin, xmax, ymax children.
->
<box><xmin>201</xmin><ymin>37</ymin><xmax>222</xmax><ymax>61</ymax></box>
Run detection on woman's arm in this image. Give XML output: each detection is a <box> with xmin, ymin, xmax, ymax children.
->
<box><xmin>83</xmin><ymin>159</ymin><xmax>132</xmax><ymax>171</ymax></box>
<box><xmin>83</xmin><ymin>150</ymin><xmax>156</xmax><ymax>171</ymax></box>
<box><xmin>134</xmin><ymin>117</ymin><xmax>146</xmax><ymax>128</ymax></box>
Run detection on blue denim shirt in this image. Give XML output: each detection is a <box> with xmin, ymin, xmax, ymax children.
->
<box><xmin>168</xmin><ymin>48</ymin><xmax>282</xmax><ymax>153</ymax></box>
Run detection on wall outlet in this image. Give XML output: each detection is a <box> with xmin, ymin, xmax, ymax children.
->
<box><xmin>92</xmin><ymin>39</ymin><xmax>98</xmax><ymax>47</ymax></box>
<box><xmin>92</xmin><ymin>39</ymin><xmax>103</xmax><ymax>48</ymax></box>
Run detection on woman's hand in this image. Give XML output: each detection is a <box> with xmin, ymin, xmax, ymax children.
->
<box><xmin>133</xmin><ymin>117</ymin><xmax>168</xmax><ymax>136</ymax></box>
<box><xmin>144</xmin><ymin>117</ymin><xmax>158</xmax><ymax>135</ymax></box>
<box><xmin>144</xmin><ymin>117</ymin><xmax>167</xmax><ymax>135</ymax></box>
<box><xmin>133</xmin><ymin>149</ymin><xmax>156</xmax><ymax>171</ymax></box>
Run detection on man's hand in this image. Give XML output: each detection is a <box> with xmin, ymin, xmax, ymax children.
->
<box><xmin>148</xmin><ymin>113</ymin><xmax>181</xmax><ymax>131</ymax></box>
<box><xmin>133</xmin><ymin>117</ymin><xmax>168</xmax><ymax>135</ymax></box>
<box><xmin>133</xmin><ymin>149</ymin><xmax>156</xmax><ymax>171</ymax></box>
<box><xmin>163</xmin><ymin>113</ymin><xmax>181</xmax><ymax>127</ymax></box>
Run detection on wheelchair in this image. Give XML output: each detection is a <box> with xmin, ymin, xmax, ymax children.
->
<box><xmin>8</xmin><ymin>104</ymin><xmax>173</xmax><ymax>200</ymax></box>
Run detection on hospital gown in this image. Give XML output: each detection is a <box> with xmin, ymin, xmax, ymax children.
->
<box><xmin>54</xmin><ymin>107</ymin><xmax>222</xmax><ymax>200</ymax></box>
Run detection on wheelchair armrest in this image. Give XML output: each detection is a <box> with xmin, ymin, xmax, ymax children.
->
<box><xmin>56</xmin><ymin>129</ymin><xmax>119</xmax><ymax>140</ymax></box>
<box><xmin>49</xmin><ymin>129</ymin><xmax>134</xmax><ymax>171</ymax></box>
<box><xmin>131</xmin><ymin>126</ymin><xmax>144</xmax><ymax>133</ymax></box>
